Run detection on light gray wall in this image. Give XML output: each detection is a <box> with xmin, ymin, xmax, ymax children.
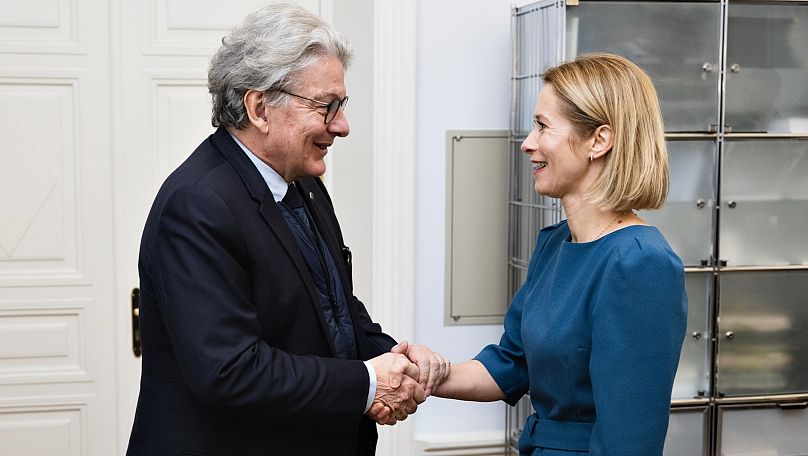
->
<box><xmin>331</xmin><ymin>0</ymin><xmax>520</xmax><ymax>440</ymax></box>
<box><xmin>413</xmin><ymin>0</ymin><xmax>516</xmax><ymax>438</ymax></box>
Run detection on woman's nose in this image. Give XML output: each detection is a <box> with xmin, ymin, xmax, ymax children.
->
<box><xmin>521</xmin><ymin>130</ymin><xmax>537</xmax><ymax>154</ymax></box>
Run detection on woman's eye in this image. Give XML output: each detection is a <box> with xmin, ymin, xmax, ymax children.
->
<box><xmin>534</xmin><ymin>119</ymin><xmax>547</xmax><ymax>130</ymax></box>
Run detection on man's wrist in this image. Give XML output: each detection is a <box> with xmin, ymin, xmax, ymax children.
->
<box><xmin>363</xmin><ymin>361</ymin><xmax>377</xmax><ymax>413</ymax></box>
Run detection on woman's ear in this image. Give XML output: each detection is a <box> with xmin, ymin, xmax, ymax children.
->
<box><xmin>589</xmin><ymin>124</ymin><xmax>614</xmax><ymax>160</ymax></box>
<box><xmin>244</xmin><ymin>90</ymin><xmax>270</xmax><ymax>134</ymax></box>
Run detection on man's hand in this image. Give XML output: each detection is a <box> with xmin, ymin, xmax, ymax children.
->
<box><xmin>392</xmin><ymin>341</ymin><xmax>450</xmax><ymax>396</ymax></box>
<box><xmin>366</xmin><ymin>342</ymin><xmax>426</xmax><ymax>425</ymax></box>
<box><xmin>367</xmin><ymin>400</ymin><xmax>397</xmax><ymax>425</ymax></box>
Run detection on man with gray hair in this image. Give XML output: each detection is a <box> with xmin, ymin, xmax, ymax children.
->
<box><xmin>126</xmin><ymin>3</ymin><xmax>448</xmax><ymax>455</ymax></box>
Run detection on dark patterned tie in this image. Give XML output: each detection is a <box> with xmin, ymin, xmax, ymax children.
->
<box><xmin>282</xmin><ymin>182</ymin><xmax>303</xmax><ymax>209</ymax></box>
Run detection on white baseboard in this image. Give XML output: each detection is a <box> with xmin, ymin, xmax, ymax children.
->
<box><xmin>413</xmin><ymin>431</ymin><xmax>508</xmax><ymax>456</ymax></box>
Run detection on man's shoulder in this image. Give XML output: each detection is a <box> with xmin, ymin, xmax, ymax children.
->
<box><xmin>162</xmin><ymin>136</ymin><xmax>236</xmax><ymax>190</ymax></box>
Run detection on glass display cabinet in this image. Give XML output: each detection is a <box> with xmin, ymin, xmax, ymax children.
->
<box><xmin>508</xmin><ymin>1</ymin><xmax>808</xmax><ymax>454</ymax></box>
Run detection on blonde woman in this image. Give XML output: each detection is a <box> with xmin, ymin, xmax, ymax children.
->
<box><xmin>436</xmin><ymin>53</ymin><xmax>687</xmax><ymax>456</ymax></box>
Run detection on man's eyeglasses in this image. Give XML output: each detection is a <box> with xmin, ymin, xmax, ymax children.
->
<box><xmin>277</xmin><ymin>90</ymin><xmax>349</xmax><ymax>124</ymax></box>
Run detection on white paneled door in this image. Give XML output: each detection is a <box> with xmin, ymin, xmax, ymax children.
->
<box><xmin>114</xmin><ymin>0</ymin><xmax>323</xmax><ymax>451</ymax></box>
<box><xmin>0</xmin><ymin>0</ymin><xmax>325</xmax><ymax>455</ymax></box>
<box><xmin>0</xmin><ymin>0</ymin><xmax>116</xmax><ymax>454</ymax></box>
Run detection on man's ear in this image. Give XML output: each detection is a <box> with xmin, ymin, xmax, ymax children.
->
<box><xmin>244</xmin><ymin>90</ymin><xmax>270</xmax><ymax>134</ymax></box>
<box><xmin>589</xmin><ymin>124</ymin><xmax>613</xmax><ymax>160</ymax></box>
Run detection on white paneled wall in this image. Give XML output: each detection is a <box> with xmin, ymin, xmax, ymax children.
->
<box><xmin>0</xmin><ymin>0</ymin><xmax>116</xmax><ymax>454</ymax></box>
<box><xmin>413</xmin><ymin>0</ymin><xmax>515</xmax><ymax>451</ymax></box>
<box><xmin>2</xmin><ymin>0</ymin><xmax>517</xmax><ymax>454</ymax></box>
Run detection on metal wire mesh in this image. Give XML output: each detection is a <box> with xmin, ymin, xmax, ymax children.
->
<box><xmin>506</xmin><ymin>0</ymin><xmax>566</xmax><ymax>451</ymax></box>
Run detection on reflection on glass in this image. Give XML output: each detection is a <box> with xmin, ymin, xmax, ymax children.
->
<box><xmin>566</xmin><ymin>1</ymin><xmax>720</xmax><ymax>132</ymax></box>
<box><xmin>720</xmin><ymin>140</ymin><xmax>808</xmax><ymax>266</ymax></box>
<box><xmin>508</xmin><ymin>138</ymin><xmax>561</xmax><ymax>280</ymax></box>
<box><xmin>672</xmin><ymin>273</ymin><xmax>711</xmax><ymax>400</ymax></box>
<box><xmin>719</xmin><ymin>405</ymin><xmax>808</xmax><ymax>455</ymax></box>
<box><xmin>512</xmin><ymin>2</ymin><xmax>563</xmax><ymax>137</ymax></box>
<box><xmin>510</xmin><ymin>1</ymin><xmax>564</xmax><ymax>309</ymax></box>
<box><xmin>514</xmin><ymin>77</ymin><xmax>542</xmax><ymax>138</ymax></box>
<box><xmin>509</xmin><ymin>204</ymin><xmax>556</xmax><ymax>269</ymax></box>
<box><xmin>726</xmin><ymin>4</ymin><xmax>808</xmax><ymax>133</ymax></box>
<box><xmin>664</xmin><ymin>408</ymin><xmax>706</xmax><ymax>456</ymax></box>
<box><xmin>640</xmin><ymin>140</ymin><xmax>715</xmax><ymax>267</ymax></box>
<box><xmin>717</xmin><ymin>270</ymin><xmax>808</xmax><ymax>396</ymax></box>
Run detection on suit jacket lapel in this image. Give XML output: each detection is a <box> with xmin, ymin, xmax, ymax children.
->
<box><xmin>210</xmin><ymin>128</ymin><xmax>339</xmax><ymax>357</ymax></box>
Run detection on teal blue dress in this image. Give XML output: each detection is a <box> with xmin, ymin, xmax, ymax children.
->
<box><xmin>476</xmin><ymin>221</ymin><xmax>687</xmax><ymax>456</ymax></box>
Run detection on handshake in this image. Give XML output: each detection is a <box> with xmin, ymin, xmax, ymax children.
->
<box><xmin>366</xmin><ymin>341</ymin><xmax>449</xmax><ymax>425</ymax></box>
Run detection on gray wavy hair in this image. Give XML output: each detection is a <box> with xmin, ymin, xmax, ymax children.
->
<box><xmin>208</xmin><ymin>2</ymin><xmax>352</xmax><ymax>129</ymax></box>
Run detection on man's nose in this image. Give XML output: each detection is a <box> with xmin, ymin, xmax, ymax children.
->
<box><xmin>328</xmin><ymin>110</ymin><xmax>350</xmax><ymax>137</ymax></box>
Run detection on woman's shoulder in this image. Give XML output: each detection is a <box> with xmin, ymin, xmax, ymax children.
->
<box><xmin>538</xmin><ymin>220</ymin><xmax>569</xmax><ymax>241</ymax></box>
<box><xmin>596</xmin><ymin>225</ymin><xmax>687</xmax><ymax>322</ymax></box>
<box><xmin>533</xmin><ymin>220</ymin><xmax>569</xmax><ymax>250</ymax></box>
<box><xmin>540</xmin><ymin>219</ymin><xmax>568</xmax><ymax>233</ymax></box>
<box><xmin>606</xmin><ymin>225</ymin><xmax>684</xmax><ymax>273</ymax></box>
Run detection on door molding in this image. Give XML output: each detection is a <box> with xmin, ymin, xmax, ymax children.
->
<box><xmin>372</xmin><ymin>2</ymin><xmax>417</xmax><ymax>454</ymax></box>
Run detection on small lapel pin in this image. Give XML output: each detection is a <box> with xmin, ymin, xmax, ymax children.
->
<box><xmin>308</xmin><ymin>192</ymin><xmax>314</xmax><ymax>200</ymax></box>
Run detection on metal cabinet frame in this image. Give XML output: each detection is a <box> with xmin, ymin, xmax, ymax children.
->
<box><xmin>507</xmin><ymin>1</ymin><xmax>808</xmax><ymax>454</ymax></box>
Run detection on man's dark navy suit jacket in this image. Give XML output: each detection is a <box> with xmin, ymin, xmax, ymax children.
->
<box><xmin>126</xmin><ymin>127</ymin><xmax>396</xmax><ymax>456</ymax></box>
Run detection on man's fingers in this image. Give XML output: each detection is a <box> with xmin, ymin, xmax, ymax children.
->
<box><xmin>405</xmin><ymin>400</ymin><xmax>418</xmax><ymax>415</ymax></box>
<box><xmin>368</xmin><ymin>401</ymin><xmax>387</xmax><ymax>417</ymax></box>
<box><xmin>390</xmin><ymin>340</ymin><xmax>408</xmax><ymax>355</ymax></box>
<box><xmin>412</xmin><ymin>381</ymin><xmax>427</xmax><ymax>404</ymax></box>
<box><xmin>367</xmin><ymin>400</ymin><xmax>395</xmax><ymax>426</ymax></box>
<box><xmin>401</xmin><ymin>358</ymin><xmax>420</xmax><ymax>382</ymax></box>
<box><xmin>378</xmin><ymin>410</ymin><xmax>396</xmax><ymax>426</ymax></box>
<box><xmin>394</xmin><ymin>409</ymin><xmax>408</xmax><ymax>422</ymax></box>
<box><xmin>390</xmin><ymin>354</ymin><xmax>420</xmax><ymax>388</ymax></box>
<box><xmin>368</xmin><ymin>402</ymin><xmax>386</xmax><ymax>415</ymax></box>
<box><xmin>377</xmin><ymin>407</ymin><xmax>392</xmax><ymax>422</ymax></box>
<box><xmin>388</xmin><ymin>368</ymin><xmax>403</xmax><ymax>389</ymax></box>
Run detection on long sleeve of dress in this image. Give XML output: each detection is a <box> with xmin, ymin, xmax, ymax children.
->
<box><xmin>474</xmin><ymin>226</ymin><xmax>557</xmax><ymax>405</ymax></box>
<box><xmin>474</xmin><ymin>284</ymin><xmax>531</xmax><ymax>405</ymax></box>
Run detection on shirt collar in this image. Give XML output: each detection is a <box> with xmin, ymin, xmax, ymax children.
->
<box><xmin>229</xmin><ymin>132</ymin><xmax>289</xmax><ymax>203</ymax></box>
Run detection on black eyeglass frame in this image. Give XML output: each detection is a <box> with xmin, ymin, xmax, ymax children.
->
<box><xmin>276</xmin><ymin>90</ymin><xmax>349</xmax><ymax>124</ymax></box>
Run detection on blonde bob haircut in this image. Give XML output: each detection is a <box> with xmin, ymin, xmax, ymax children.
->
<box><xmin>543</xmin><ymin>52</ymin><xmax>668</xmax><ymax>211</ymax></box>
